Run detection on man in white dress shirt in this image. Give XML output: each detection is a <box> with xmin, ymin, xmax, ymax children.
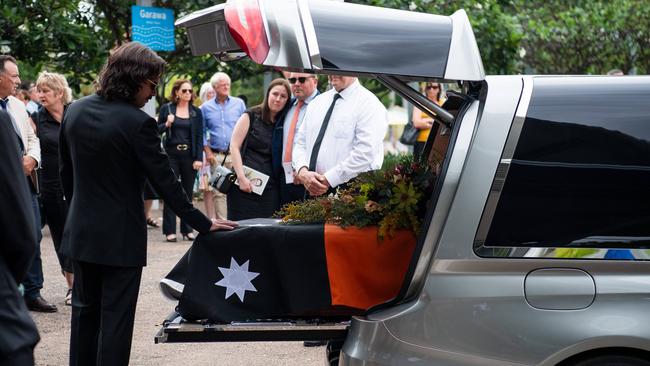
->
<box><xmin>292</xmin><ymin>75</ymin><xmax>388</xmax><ymax>196</ymax></box>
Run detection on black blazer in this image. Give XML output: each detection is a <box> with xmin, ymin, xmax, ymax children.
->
<box><xmin>59</xmin><ymin>94</ymin><xmax>211</xmax><ymax>267</ymax></box>
<box><xmin>0</xmin><ymin>110</ymin><xmax>40</xmax><ymax>357</ymax></box>
<box><xmin>157</xmin><ymin>102</ymin><xmax>204</xmax><ymax>162</ymax></box>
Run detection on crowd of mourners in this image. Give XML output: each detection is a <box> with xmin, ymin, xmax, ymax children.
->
<box><xmin>0</xmin><ymin>42</ymin><xmax>449</xmax><ymax>366</ymax></box>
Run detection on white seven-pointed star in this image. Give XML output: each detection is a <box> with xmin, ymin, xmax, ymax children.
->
<box><xmin>214</xmin><ymin>257</ymin><xmax>260</xmax><ymax>302</ymax></box>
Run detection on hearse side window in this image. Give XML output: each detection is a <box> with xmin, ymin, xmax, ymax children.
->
<box><xmin>484</xmin><ymin>78</ymin><xmax>650</xmax><ymax>249</ymax></box>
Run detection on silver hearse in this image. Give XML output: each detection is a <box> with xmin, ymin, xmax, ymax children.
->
<box><xmin>156</xmin><ymin>1</ymin><xmax>650</xmax><ymax>365</ymax></box>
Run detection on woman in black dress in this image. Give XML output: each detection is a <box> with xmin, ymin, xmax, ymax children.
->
<box><xmin>33</xmin><ymin>71</ymin><xmax>74</xmax><ymax>305</ymax></box>
<box><xmin>157</xmin><ymin>79</ymin><xmax>204</xmax><ymax>241</ymax></box>
<box><xmin>228</xmin><ymin>78</ymin><xmax>290</xmax><ymax>220</ymax></box>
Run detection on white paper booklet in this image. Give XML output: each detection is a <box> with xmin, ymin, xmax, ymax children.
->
<box><xmin>235</xmin><ymin>165</ymin><xmax>269</xmax><ymax>195</ymax></box>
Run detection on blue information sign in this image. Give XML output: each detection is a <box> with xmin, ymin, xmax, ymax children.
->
<box><xmin>132</xmin><ymin>6</ymin><xmax>175</xmax><ymax>51</ymax></box>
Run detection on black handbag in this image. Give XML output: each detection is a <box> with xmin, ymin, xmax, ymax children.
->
<box><xmin>210</xmin><ymin>151</ymin><xmax>236</xmax><ymax>194</ymax></box>
<box><xmin>399</xmin><ymin>122</ymin><xmax>419</xmax><ymax>146</ymax></box>
<box><xmin>209</xmin><ymin>122</ymin><xmax>251</xmax><ymax>194</ymax></box>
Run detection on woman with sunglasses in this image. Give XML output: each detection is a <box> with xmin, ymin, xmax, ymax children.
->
<box><xmin>157</xmin><ymin>79</ymin><xmax>204</xmax><ymax>242</ymax></box>
<box><xmin>411</xmin><ymin>82</ymin><xmax>445</xmax><ymax>157</ymax></box>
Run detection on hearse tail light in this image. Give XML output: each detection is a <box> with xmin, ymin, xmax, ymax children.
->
<box><xmin>224</xmin><ymin>0</ymin><xmax>269</xmax><ymax>64</ymax></box>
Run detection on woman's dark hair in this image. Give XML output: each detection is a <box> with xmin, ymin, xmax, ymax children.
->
<box><xmin>95</xmin><ymin>42</ymin><xmax>166</xmax><ymax>103</ymax></box>
<box><xmin>169</xmin><ymin>79</ymin><xmax>194</xmax><ymax>104</ymax></box>
<box><xmin>253</xmin><ymin>78</ymin><xmax>290</xmax><ymax>124</ymax></box>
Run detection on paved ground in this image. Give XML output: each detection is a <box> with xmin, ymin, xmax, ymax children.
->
<box><xmin>31</xmin><ymin>207</ymin><xmax>324</xmax><ymax>366</ymax></box>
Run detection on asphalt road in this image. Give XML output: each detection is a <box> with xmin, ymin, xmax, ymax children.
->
<box><xmin>31</xmin><ymin>207</ymin><xmax>324</xmax><ymax>366</ymax></box>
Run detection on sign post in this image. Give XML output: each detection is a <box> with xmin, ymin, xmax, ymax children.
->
<box><xmin>131</xmin><ymin>5</ymin><xmax>175</xmax><ymax>51</ymax></box>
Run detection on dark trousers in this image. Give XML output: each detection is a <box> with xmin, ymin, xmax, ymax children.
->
<box><xmin>22</xmin><ymin>193</ymin><xmax>43</xmax><ymax>300</ymax></box>
<box><xmin>163</xmin><ymin>149</ymin><xmax>196</xmax><ymax>235</ymax></box>
<box><xmin>41</xmin><ymin>189</ymin><xmax>73</xmax><ymax>273</ymax></box>
<box><xmin>0</xmin><ymin>346</ymin><xmax>34</xmax><ymax>366</ymax></box>
<box><xmin>69</xmin><ymin>261</ymin><xmax>142</xmax><ymax>366</ymax></box>
<box><xmin>279</xmin><ymin>182</ymin><xmax>306</xmax><ymax>207</ymax></box>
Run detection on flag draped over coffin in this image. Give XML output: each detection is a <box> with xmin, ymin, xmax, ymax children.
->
<box><xmin>171</xmin><ymin>219</ymin><xmax>416</xmax><ymax>322</ymax></box>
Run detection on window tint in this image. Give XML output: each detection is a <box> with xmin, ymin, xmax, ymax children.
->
<box><xmin>484</xmin><ymin>78</ymin><xmax>650</xmax><ymax>249</ymax></box>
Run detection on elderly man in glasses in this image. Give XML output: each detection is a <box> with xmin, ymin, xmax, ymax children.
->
<box><xmin>273</xmin><ymin>72</ymin><xmax>320</xmax><ymax>205</ymax></box>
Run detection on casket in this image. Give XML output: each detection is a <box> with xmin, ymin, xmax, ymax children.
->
<box><xmin>163</xmin><ymin>219</ymin><xmax>416</xmax><ymax>322</ymax></box>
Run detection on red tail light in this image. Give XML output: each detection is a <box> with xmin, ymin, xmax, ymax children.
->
<box><xmin>224</xmin><ymin>0</ymin><xmax>270</xmax><ymax>64</ymax></box>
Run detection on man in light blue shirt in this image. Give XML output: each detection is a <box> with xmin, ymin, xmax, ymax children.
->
<box><xmin>200</xmin><ymin>72</ymin><xmax>246</xmax><ymax>220</ymax></box>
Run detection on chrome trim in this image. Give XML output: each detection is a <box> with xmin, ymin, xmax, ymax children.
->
<box><xmin>444</xmin><ymin>9</ymin><xmax>485</xmax><ymax>81</ymax></box>
<box><xmin>296</xmin><ymin>0</ymin><xmax>322</xmax><ymax>70</ymax></box>
<box><xmin>403</xmin><ymin>99</ymin><xmax>481</xmax><ymax>299</ymax></box>
<box><xmin>473</xmin><ymin>76</ymin><xmax>533</xmax><ymax>249</ymax></box>
<box><xmin>260</xmin><ymin>0</ymin><xmax>311</xmax><ymax>69</ymax></box>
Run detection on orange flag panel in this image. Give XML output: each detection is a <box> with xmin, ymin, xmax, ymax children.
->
<box><xmin>324</xmin><ymin>225</ymin><xmax>417</xmax><ymax>310</ymax></box>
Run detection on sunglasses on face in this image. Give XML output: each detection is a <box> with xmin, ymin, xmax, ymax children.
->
<box><xmin>288</xmin><ymin>77</ymin><xmax>311</xmax><ymax>84</ymax></box>
<box><xmin>425</xmin><ymin>84</ymin><xmax>440</xmax><ymax>90</ymax></box>
<box><xmin>180</xmin><ymin>89</ymin><xmax>192</xmax><ymax>94</ymax></box>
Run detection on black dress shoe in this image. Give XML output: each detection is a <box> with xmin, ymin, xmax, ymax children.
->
<box><xmin>25</xmin><ymin>295</ymin><xmax>58</xmax><ymax>313</ymax></box>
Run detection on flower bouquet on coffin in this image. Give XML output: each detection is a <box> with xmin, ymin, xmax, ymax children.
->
<box><xmin>276</xmin><ymin>153</ymin><xmax>436</xmax><ymax>239</ymax></box>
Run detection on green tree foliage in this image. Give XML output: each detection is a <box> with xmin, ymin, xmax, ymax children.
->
<box><xmin>0</xmin><ymin>0</ymin><xmax>107</xmax><ymax>91</ymax></box>
<box><xmin>0</xmin><ymin>0</ymin><xmax>263</xmax><ymax>105</ymax></box>
<box><xmin>515</xmin><ymin>0</ymin><xmax>650</xmax><ymax>74</ymax></box>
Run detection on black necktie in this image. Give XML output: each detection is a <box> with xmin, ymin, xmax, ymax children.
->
<box><xmin>309</xmin><ymin>94</ymin><xmax>341</xmax><ymax>171</ymax></box>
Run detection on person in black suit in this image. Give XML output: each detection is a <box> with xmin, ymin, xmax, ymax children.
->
<box><xmin>0</xmin><ymin>110</ymin><xmax>40</xmax><ymax>366</ymax></box>
<box><xmin>59</xmin><ymin>42</ymin><xmax>237</xmax><ymax>366</ymax></box>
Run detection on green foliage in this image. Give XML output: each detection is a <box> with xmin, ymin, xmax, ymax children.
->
<box><xmin>275</xmin><ymin>154</ymin><xmax>435</xmax><ymax>239</ymax></box>
<box><xmin>515</xmin><ymin>0</ymin><xmax>650</xmax><ymax>74</ymax></box>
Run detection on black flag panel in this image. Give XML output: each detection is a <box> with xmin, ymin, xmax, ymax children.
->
<box><xmin>177</xmin><ymin>219</ymin><xmax>333</xmax><ymax>322</ymax></box>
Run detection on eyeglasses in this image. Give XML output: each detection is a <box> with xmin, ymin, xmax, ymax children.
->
<box><xmin>425</xmin><ymin>84</ymin><xmax>440</xmax><ymax>90</ymax></box>
<box><xmin>146</xmin><ymin>79</ymin><xmax>159</xmax><ymax>89</ymax></box>
<box><xmin>180</xmin><ymin>89</ymin><xmax>192</xmax><ymax>94</ymax></box>
<box><xmin>288</xmin><ymin>77</ymin><xmax>312</xmax><ymax>84</ymax></box>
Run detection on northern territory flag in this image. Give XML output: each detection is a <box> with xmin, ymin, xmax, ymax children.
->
<box><xmin>174</xmin><ymin>219</ymin><xmax>416</xmax><ymax>323</ymax></box>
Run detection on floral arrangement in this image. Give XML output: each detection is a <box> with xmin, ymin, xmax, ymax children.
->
<box><xmin>275</xmin><ymin>154</ymin><xmax>435</xmax><ymax>239</ymax></box>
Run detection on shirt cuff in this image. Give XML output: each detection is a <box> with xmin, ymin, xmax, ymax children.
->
<box><xmin>27</xmin><ymin>154</ymin><xmax>40</xmax><ymax>168</ymax></box>
<box><xmin>323</xmin><ymin>168</ymin><xmax>342</xmax><ymax>189</ymax></box>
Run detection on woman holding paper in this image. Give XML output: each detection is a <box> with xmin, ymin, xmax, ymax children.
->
<box><xmin>228</xmin><ymin>78</ymin><xmax>291</xmax><ymax>220</ymax></box>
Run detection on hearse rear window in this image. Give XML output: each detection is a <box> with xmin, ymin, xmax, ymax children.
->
<box><xmin>484</xmin><ymin>78</ymin><xmax>650</xmax><ymax>249</ymax></box>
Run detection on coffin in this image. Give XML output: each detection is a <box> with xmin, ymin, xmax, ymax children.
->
<box><xmin>163</xmin><ymin>219</ymin><xmax>417</xmax><ymax>322</ymax></box>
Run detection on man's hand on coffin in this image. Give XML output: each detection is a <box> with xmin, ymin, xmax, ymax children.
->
<box><xmin>210</xmin><ymin>218</ymin><xmax>239</xmax><ymax>231</ymax></box>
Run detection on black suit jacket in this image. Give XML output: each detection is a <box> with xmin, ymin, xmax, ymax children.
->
<box><xmin>0</xmin><ymin>110</ymin><xmax>40</xmax><ymax>357</ymax></box>
<box><xmin>59</xmin><ymin>94</ymin><xmax>211</xmax><ymax>267</ymax></box>
<box><xmin>157</xmin><ymin>102</ymin><xmax>204</xmax><ymax>162</ymax></box>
